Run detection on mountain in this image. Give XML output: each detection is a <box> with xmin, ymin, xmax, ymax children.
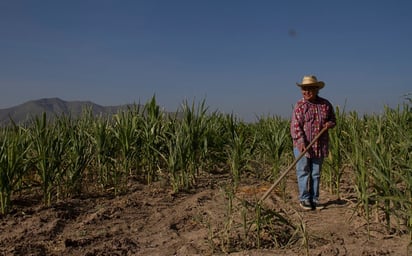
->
<box><xmin>0</xmin><ymin>98</ymin><xmax>135</xmax><ymax>126</ymax></box>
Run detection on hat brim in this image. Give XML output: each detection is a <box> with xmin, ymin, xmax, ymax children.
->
<box><xmin>296</xmin><ymin>81</ymin><xmax>325</xmax><ymax>89</ymax></box>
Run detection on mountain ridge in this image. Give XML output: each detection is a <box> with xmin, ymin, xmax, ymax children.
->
<box><xmin>0</xmin><ymin>98</ymin><xmax>136</xmax><ymax>125</ymax></box>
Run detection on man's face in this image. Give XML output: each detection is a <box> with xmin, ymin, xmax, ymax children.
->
<box><xmin>301</xmin><ymin>86</ymin><xmax>319</xmax><ymax>102</ymax></box>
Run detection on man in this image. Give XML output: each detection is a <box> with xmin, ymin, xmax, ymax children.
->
<box><xmin>290</xmin><ymin>75</ymin><xmax>336</xmax><ymax>210</ymax></box>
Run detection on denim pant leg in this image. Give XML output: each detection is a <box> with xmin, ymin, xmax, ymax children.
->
<box><xmin>294</xmin><ymin>148</ymin><xmax>310</xmax><ymax>201</ymax></box>
<box><xmin>309</xmin><ymin>157</ymin><xmax>323</xmax><ymax>202</ymax></box>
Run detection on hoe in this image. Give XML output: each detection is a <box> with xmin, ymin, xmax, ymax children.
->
<box><xmin>259</xmin><ymin>126</ymin><xmax>329</xmax><ymax>204</ymax></box>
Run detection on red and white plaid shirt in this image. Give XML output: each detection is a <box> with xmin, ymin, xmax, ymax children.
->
<box><xmin>290</xmin><ymin>96</ymin><xmax>336</xmax><ymax>158</ymax></box>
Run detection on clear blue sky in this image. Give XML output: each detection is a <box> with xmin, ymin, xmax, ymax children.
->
<box><xmin>1</xmin><ymin>1</ymin><xmax>411</xmax><ymax>121</ymax></box>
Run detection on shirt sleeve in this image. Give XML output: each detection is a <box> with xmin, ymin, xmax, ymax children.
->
<box><xmin>290</xmin><ymin>103</ymin><xmax>306</xmax><ymax>148</ymax></box>
<box><xmin>327</xmin><ymin>101</ymin><xmax>337</xmax><ymax>128</ymax></box>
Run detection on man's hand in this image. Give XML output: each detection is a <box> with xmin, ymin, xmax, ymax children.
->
<box><xmin>298</xmin><ymin>143</ymin><xmax>306</xmax><ymax>153</ymax></box>
<box><xmin>325</xmin><ymin>121</ymin><xmax>334</xmax><ymax>129</ymax></box>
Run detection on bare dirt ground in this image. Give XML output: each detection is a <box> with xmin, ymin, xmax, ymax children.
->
<box><xmin>0</xmin><ymin>170</ymin><xmax>410</xmax><ymax>256</ymax></box>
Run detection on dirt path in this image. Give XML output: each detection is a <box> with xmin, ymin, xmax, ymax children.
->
<box><xmin>0</xmin><ymin>172</ymin><xmax>410</xmax><ymax>256</ymax></box>
<box><xmin>260</xmin><ymin>174</ymin><xmax>411</xmax><ymax>256</ymax></box>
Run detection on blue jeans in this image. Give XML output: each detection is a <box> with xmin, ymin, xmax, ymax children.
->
<box><xmin>294</xmin><ymin>148</ymin><xmax>323</xmax><ymax>202</ymax></box>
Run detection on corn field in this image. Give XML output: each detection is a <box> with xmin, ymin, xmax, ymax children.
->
<box><xmin>0</xmin><ymin>96</ymin><xmax>411</xmax><ymax>242</ymax></box>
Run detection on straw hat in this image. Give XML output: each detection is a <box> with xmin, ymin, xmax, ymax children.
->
<box><xmin>296</xmin><ymin>75</ymin><xmax>325</xmax><ymax>89</ymax></box>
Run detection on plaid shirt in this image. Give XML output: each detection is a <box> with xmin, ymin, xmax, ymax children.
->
<box><xmin>290</xmin><ymin>96</ymin><xmax>336</xmax><ymax>158</ymax></box>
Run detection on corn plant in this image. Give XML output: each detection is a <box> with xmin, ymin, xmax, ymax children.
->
<box><xmin>379</xmin><ymin>105</ymin><xmax>412</xmax><ymax>232</ymax></box>
<box><xmin>159</xmin><ymin>135</ymin><xmax>178</xmax><ymax>192</ymax></box>
<box><xmin>111</xmin><ymin>109</ymin><xmax>140</xmax><ymax>194</ymax></box>
<box><xmin>323</xmin><ymin>105</ymin><xmax>346</xmax><ymax>197</ymax></box>
<box><xmin>160</xmin><ymin>99</ymin><xmax>213</xmax><ymax>192</ymax></box>
<box><xmin>338</xmin><ymin>104</ymin><xmax>412</xmax><ymax>236</ymax></box>
<box><xmin>223</xmin><ymin>114</ymin><xmax>256</xmax><ymax>188</ymax></box>
<box><xmin>367</xmin><ymin>116</ymin><xmax>396</xmax><ymax>231</ymax></box>
<box><xmin>342</xmin><ymin>112</ymin><xmax>373</xmax><ymax>236</ymax></box>
<box><xmin>256</xmin><ymin>115</ymin><xmax>290</xmax><ymax>177</ymax></box>
<box><xmin>256</xmin><ymin>115</ymin><xmax>291</xmax><ymax>198</ymax></box>
<box><xmin>140</xmin><ymin>96</ymin><xmax>165</xmax><ymax>183</ymax></box>
<box><xmin>295</xmin><ymin>213</ymin><xmax>310</xmax><ymax>256</ymax></box>
<box><xmin>202</xmin><ymin>112</ymin><xmax>231</xmax><ymax>171</ymax></box>
<box><xmin>90</xmin><ymin>115</ymin><xmax>116</xmax><ymax>189</ymax></box>
<box><xmin>401</xmin><ymin>99</ymin><xmax>412</xmax><ymax>239</ymax></box>
<box><xmin>159</xmin><ymin>124</ymin><xmax>189</xmax><ymax>192</ymax></box>
<box><xmin>179</xmin><ymin>99</ymin><xmax>210</xmax><ymax>179</ymax></box>
<box><xmin>30</xmin><ymin>113</ymin><xmax>69</xmax><ymax>206</ymax></box>
<box><xmin>0</xmin><ymin>126</ymin><xmax>31</xmax><ymax>214</ymax></box>
<box><xmin>61</xmin><ymin>112</ymin><xmax>94</xmax><ymax>197</ymax></box>
<box><xmin>221</xmin><ymin>185</ymin><xmax>235</xmax><ymax>252</ymax></box>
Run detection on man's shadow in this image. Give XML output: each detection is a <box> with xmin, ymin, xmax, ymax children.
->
<box><xmin>323</xmin><ymin>197</ymin><xmax>353</xmax><ymax>208</ymax></box>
